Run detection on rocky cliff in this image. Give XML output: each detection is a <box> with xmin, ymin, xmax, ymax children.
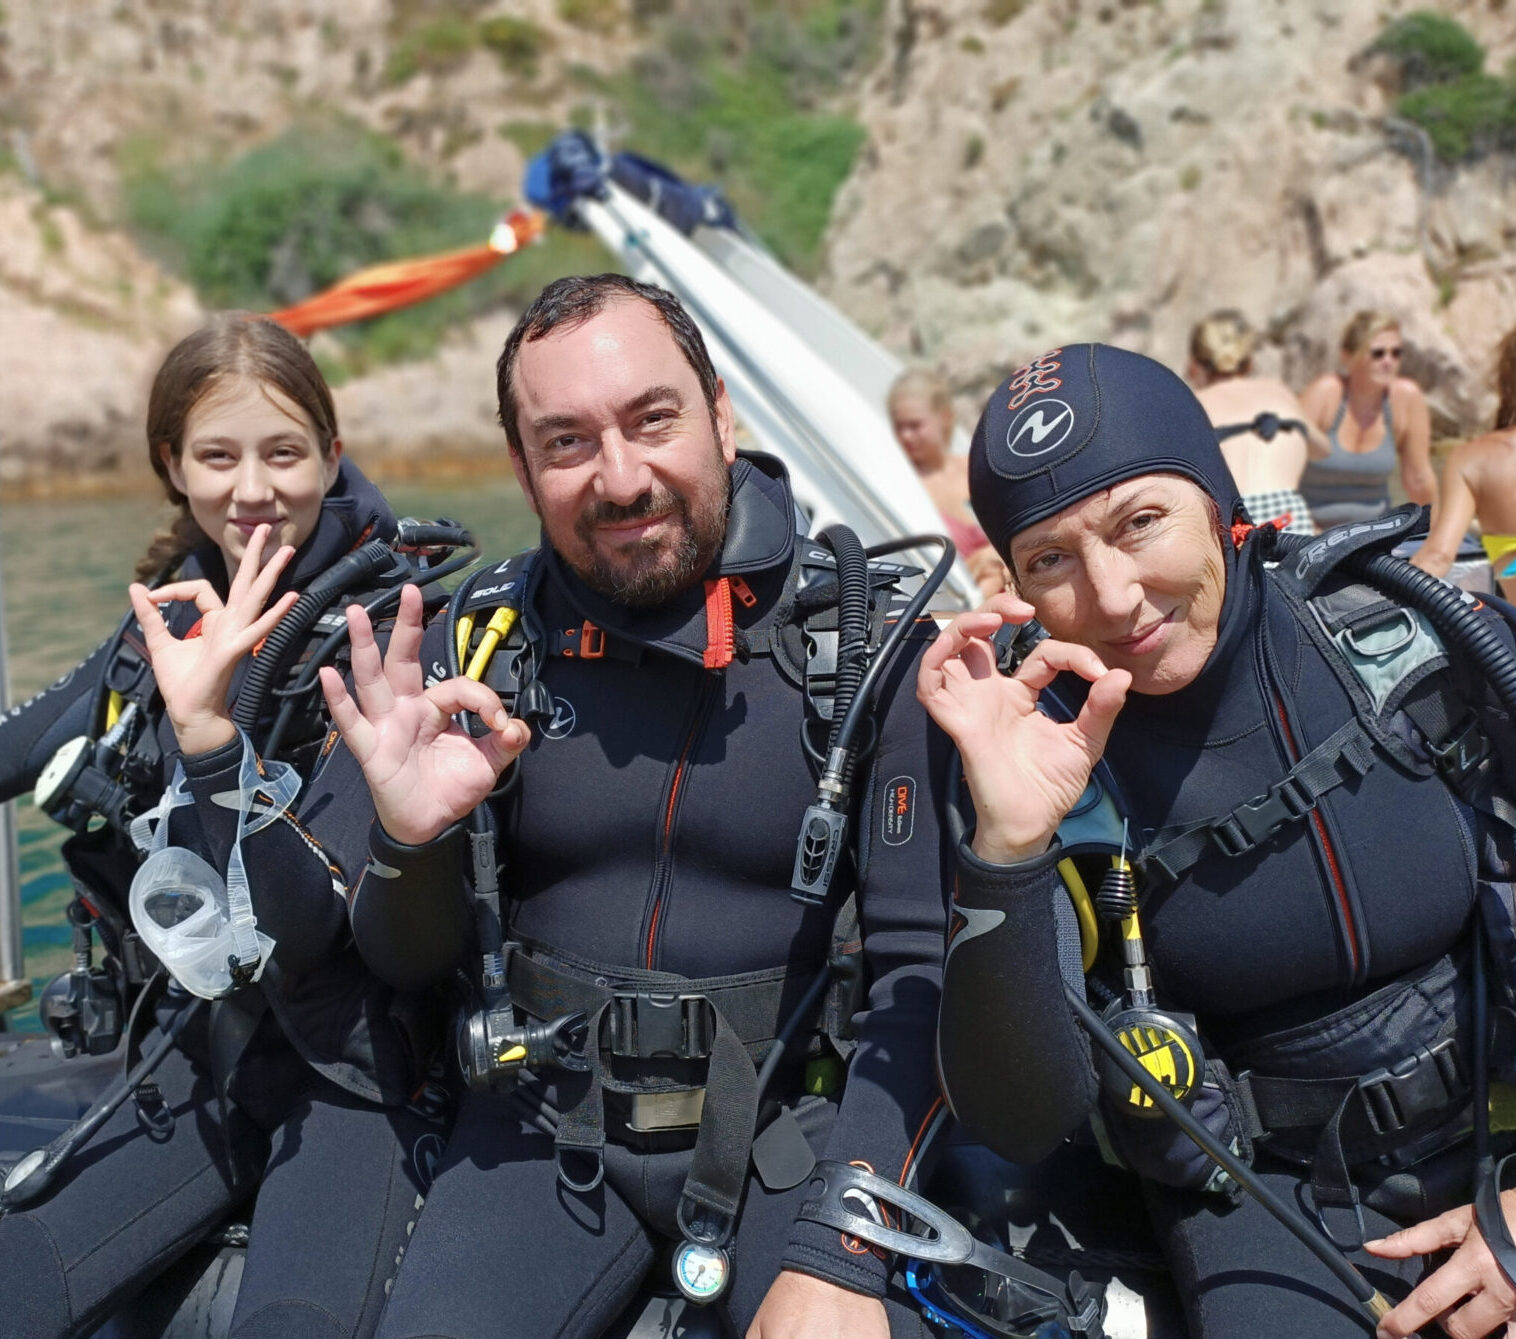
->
<box><xmin>2</xmin><ymin>0</ymin><xmax>1515</xmax><ymax>489</ymax></box>
<box><xmin>824</xmin><ymin>0</ymin><xmax>1516</xmax><ymax>435</ymax></box>
<box><xmin>0</xmin><ymin>0</ymin><xmax>632</xmax><ymax>490</ymax></box>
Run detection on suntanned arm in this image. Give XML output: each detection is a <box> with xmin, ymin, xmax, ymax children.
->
<box><xmin>1396</xmin><ymin>380</ymin><xmax>1438</xmax><ymax>509</ymax></box>
<box><xmin>1297</xmin><ymin>375</ymin><xmax>1341</xmax><ymax>442</ymax></box>
<box><xmin>1412</xmin><ymin>443</ymin><xmax>1477</xmax><ymax>578</ymax></box>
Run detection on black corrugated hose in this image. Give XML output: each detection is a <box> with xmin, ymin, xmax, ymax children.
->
<box><xmin>814</xmin><ymin>524</ymin><xmax>871</xmax><ymax>762</ymax></box>
<box><xmin>230</xmin><ymin>538</ymin><xmax>397</xmax><ymax>735</ymax></box>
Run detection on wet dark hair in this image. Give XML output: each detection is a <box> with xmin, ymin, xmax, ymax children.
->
<box><xmin>1495</xmin><ymin>327</ymin><xmax>1516</xmax><ymax>431</ymax></box>
<box><xmin>495</xmin><ymin>274</ymin><xmax>719</xmax><ymax>465</ymax></box>
<box><xmin>135</xmin><ymin>313</ymin><xmax>339</xmax><ymax>581</ymax></box>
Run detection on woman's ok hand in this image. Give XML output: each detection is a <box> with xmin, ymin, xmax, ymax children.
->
<box><xmin>318</xmin><ymin>583</ymin><xmax>530</xmax><ymax>847</ymax></box>
<box><xmin>129</xmin><ymin>525</ymin><xmax>299</xmax><ymax>756</ymax></box>
<box><xmin>1367</xmin><ymin>1188</ymin><xmax>1516</xmax><ymax>1339</ymax></box>
<box><xmin>916</xmin><ymin>592</ymin><xmax>1132</xmax><ymax>864</ymax></box>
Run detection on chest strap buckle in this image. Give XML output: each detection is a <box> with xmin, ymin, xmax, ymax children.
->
<box><xmin>1356</xmin><ymin>1037</ymin><xmax>1467</xmax><ymax>1139</ymax></box>
<box><xmin>1427</xmin><ymin>715</ymin><xmax>1492</xmax><ymax>791</ymax></box>
<box><xmin>610</xmin><ymin>991</ymin><xmax>714</xmax><ymax>1061</ymax></box>
<box><xmin>1212</xmin><ymin>775</ymin><xmax>1315</xmax><ymax>857</ymax></box>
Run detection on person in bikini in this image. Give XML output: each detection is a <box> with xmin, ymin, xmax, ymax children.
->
<box><xmin>1186</xmin><ymin>309</ymin><xmax>1329</xmax><ymax>535</ymax></box>
<box><xmin>1299</xmin><ymin>310</ymin><xmax>1437</xmax><ymax>529</ymax></box>
<box><xmin>1414</xmin><ymin>325</ymin><xmax>1516</xmax><ymax>600</ymax></box>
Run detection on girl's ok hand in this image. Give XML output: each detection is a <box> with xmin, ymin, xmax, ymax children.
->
<box><xmin>129</xmin><ymin>525</ymin><xmax>298</xmax><ymax>756</ymax></box>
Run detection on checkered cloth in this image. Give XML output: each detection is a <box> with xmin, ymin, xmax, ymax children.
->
<box><xmin>1241</xmin><ymin>488</ymin><xmax>1314</xmax><ymax>535</ymax></box>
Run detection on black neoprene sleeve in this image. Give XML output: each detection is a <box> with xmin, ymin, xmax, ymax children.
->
<box><xmin>938</xmin><ymin>841</ymin><xmax>1099</xmax><ymax>1164</ymax></box>
<box><xmin>0</xmin><ymin>640</ymin><xmax>110</xmax><ymax>802</ymax></box>
<box><xmin>349</xmin><ymin>821</ymin><xmax>475</xmax><ymax>991</ymax></box>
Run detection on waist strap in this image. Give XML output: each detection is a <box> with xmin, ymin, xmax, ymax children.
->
<box><xmin>1239</xmin><ymin>1037</ymin><xmax>1472</xmax><ymax>1249</ymax></box>
<box><xmin>508</xmin><ymin>949</ymin><xmax>805</xmax><ymax>1066</ymax></box>
<box><xmin>515</xmin><ymin>945</ymin><xmax>828</xmax><ymax>1255</ymax></box>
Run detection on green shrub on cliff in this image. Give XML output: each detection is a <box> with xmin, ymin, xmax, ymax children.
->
<box><xmin>384</xmin><ymin>15</ymin><xmax>478</xmax><ymax>85</ymax></box>
<box><xmin>479</xmin><ymin>16</ymin><xmax>551</xmax><ymax>76</ymax></box>
<box><xmin>1370</xmin><ymin>12</ymin><xmax>1484</xmax><ymax>91</ymax></box>
<box><xmin>1399</xmin><ymin>73</ymin><xmax>1516</xmax><ymax>161</ymax></box>
<box><xmin>577</xmin><ymin>0</ymin><xmax>881</xmax><ymax>275</ymax></box>
<box><xmin>1369</xmin><ymin>12</ymin><xmax>1516</xmax><ymax>163</ymax></box>
<box><xmin>121</xmin><ymin>121</ymin><xmax>609</xmax><ymax>371</ymax></box>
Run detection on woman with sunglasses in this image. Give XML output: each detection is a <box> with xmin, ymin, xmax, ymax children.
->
<box><xmin>1299</xmin><ymin>310</ymin><xmax>1436</xmax><ymax>529</ymax></box>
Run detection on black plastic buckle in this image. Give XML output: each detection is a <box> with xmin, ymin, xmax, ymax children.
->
<box><xmin>1212</xmin><ymin>776</ymin><xmax>1313</xmax><ymax>857</ymax></box>
<box><xmin>610</xmin><ymin>991</ymin><xmax>713</xmax><ymax>1060</ymax></box>
<box><xmin>1356</xmin><ymin>1038</ymin><xmax>1466</xmax><ymax>1139</ymax></box>
<box><xmin>1429</xmin><ymin>715</ymin><xmax>1491</xmax><ymax>790</ymax></box>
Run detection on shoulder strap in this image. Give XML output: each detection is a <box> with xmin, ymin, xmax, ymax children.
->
<box><xmin>1329</xmin><ymin>378</ymin><xmax>1349</xmax><ymax>433</ymax></box>
<box><xmin>1139</xmin><ymin>574</ymin><xmax>1495</xmax><ymax>885</ymax></box>
<box><xmin>450</xmin><ymin>550</ymin><xmax>542</xmax><ymax>705</ymax></box>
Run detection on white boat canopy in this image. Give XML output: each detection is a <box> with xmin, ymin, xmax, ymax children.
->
<box><xmin>524</xmin><ymin>134</ymin><xmax>980</xmax><ymax>610</ymax></box>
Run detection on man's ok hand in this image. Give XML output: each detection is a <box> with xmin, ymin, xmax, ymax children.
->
<box><xmin>319</xmin><ymin>583</ymin><xmax>530</xmax><ymax>846</ymax></box>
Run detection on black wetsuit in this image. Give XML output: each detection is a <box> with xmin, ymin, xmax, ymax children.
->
<box><xmin>0</xmin><ymin>460</ymin><xmax>445</xmax><ymax>1339</ymax></box>
<box><xmin>938</xmin><ymin>534</ymin><xmax>1516</xmax><ymax>1336</ymax></box>
<box><xmin>299</xmin><ymin>455</ymin><xmax>954</xmax><ymax>1339</ymax></box>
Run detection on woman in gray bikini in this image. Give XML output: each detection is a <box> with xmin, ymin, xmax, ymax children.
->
<box><xmin>1299</xmin><ymin>310</ymin><xmax>1437</xmax><ymax>528</ymax></box>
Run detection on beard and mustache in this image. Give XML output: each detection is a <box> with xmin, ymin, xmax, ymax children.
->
<box><xmin>569</xmin><ymin>471</ymin><xmax>732</xmax><ymax>608</ymax></box>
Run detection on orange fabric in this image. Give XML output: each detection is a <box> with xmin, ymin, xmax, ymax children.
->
<box><xmin>1230</xmin><ymin>514</ymin><xmax>1288</xmax><ymax>549</ymax></box>
<box><xmin>268</xmin><ymin>210</ymin><xmax>545</xmax><ymax>337</ymax></box>
<box><xmin>703</xmin><ymin>577</ymin><xmax>735</xmax><ymax>670</ymax></box>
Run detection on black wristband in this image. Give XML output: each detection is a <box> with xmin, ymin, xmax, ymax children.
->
<box><xmin>1475</xmin><ymin>1152</ymin><xmax>1516</xmax><ymax>1290</ymax></box>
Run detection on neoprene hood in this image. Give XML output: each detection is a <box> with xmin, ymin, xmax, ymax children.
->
<box><xmin>968</xmin><ymin>343</ymin><xmax>1242</xmax><ymax>555</ymax></box>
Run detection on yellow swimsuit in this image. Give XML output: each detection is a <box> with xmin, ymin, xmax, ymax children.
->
<box><xmin>1481</xmin><ymin>534</ymin><xmax>1516</xmax><ymax>577</ymax></box>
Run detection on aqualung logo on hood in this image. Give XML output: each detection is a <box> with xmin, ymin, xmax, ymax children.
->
<box><xmin>1005</xmin><ymin>349</ymin><xmax>1064</xmax><ymax>410</ymax></box>
<box><xmin>1006</xmin><ymin>399</ymin><xmax>1075</xmax><ymax>458</ymax></box>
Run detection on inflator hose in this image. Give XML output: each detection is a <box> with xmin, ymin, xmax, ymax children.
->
<box><xmin>815</xmin><ymin>534</ymin><xmax>958</xmax><ymax>765</ymax></box>
<box><xmin>231</xmin><ymin>538</ymin><xmax>396</xmax><ymax>735</ymax></box>
<box><xmin>814</xmin><ymin>525</ymin><xmax>871</xmax><ymax>763</ymax></box>
<box><xmin>1269</xmin><ymin>529</ymin><xmax>1516</xmax><ymax>721</ymax></box>
<box><xmin>261</xmin><ymin>537</ymin><xmax>479</xmax><ymax>760</ymax></box>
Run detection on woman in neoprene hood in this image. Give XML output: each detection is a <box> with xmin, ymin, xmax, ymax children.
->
<box><xmin>0</xmin><ymin>314</ymin><xmax>446</xmax><ymax>1339</ymax></box>
<box><xmin>922</xmin><ymin>343</ymin><xmax>1516</xmax><ymax>1337</ymax></box>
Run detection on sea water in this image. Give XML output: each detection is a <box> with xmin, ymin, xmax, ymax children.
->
<box><xmin>0</xmin><ymin>478</ymin><xmax>537</xmax><ymax>1030</ymax></box>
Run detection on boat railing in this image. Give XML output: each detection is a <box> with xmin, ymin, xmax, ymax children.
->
<box><xmin>0</xmin><ymin>523</ymin><xmax>29</xmax><ymax>1022</ymax></box>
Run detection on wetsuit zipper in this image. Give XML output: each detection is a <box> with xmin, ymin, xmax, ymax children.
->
<box><xmin>642</xmin><ymin>676</ymin><xmax>719</xmax><ymax>969</ymax></box>
<box><xmin>1268</xmin><ymin>687</ymin><xmax>1365</xmax><ymax>984</ymax></box>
